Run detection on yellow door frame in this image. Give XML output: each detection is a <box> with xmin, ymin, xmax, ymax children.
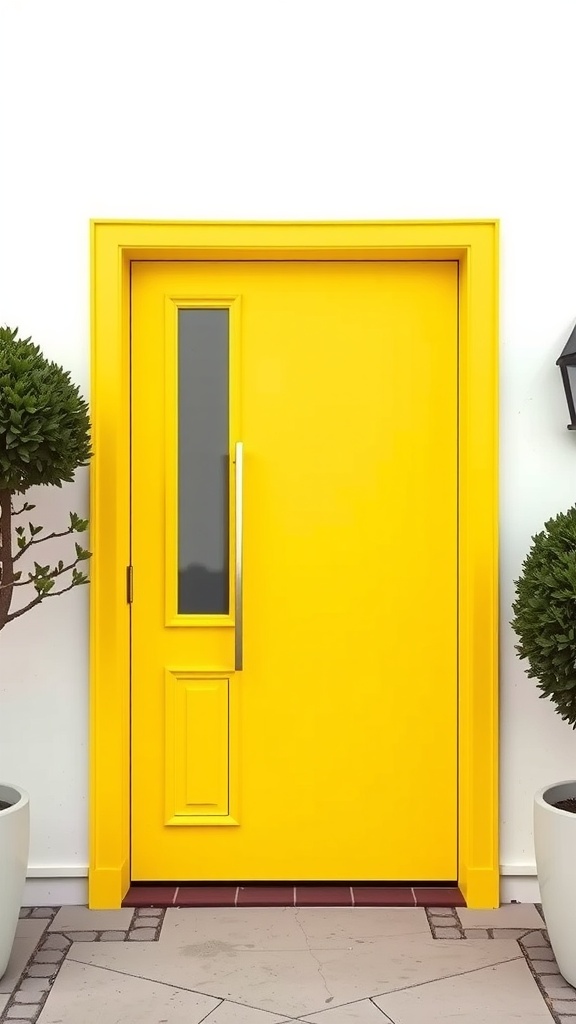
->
<box><xmin>89</xmin><ymin>220</ymin><xmax>499</xmax><ymax>909</ymax></box>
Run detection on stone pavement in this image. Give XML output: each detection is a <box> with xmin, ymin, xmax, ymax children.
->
<box><xmin>0</xmin><ymin>903</ymin><xmax>572</xmax><ymax>1023</ymax></box>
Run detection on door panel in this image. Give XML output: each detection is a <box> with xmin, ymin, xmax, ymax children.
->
<box><xmin>131</xmin><ymin>259</ymin><xmax>458</xmax><ymax>881</ymax></box>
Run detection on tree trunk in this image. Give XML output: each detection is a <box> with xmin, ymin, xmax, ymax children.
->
<box><xmin>0</xmin><ymin>489</ymin><xmax>14</xmax><ymax>630</ymax></box>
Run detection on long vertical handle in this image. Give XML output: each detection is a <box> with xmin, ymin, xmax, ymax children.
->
<box><xmin>235</xmin><ymin>442</ymin><xmax>244</xmax><ymax>671</ymax></box>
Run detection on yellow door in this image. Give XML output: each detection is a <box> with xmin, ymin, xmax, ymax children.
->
<box><xmin>131</xmin><ymin>259</ymin><xmax>458</xmax><ymax>882</ymax></box>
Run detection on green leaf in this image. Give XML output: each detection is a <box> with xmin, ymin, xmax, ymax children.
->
<box><xmin>70</xmin><ymin>511</ymin><xmax>89</xmax><ymax>533</ymax></box>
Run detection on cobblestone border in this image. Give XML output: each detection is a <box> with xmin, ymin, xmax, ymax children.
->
<box><xmin>520</xmin><ymin>930</ymin><xmax>576</xmax><ymax>1023</ymax></box>
<box><xmin>425</xmin><ymin>907</ymin><xmax>576</xmax><ymax>1022</ymax></box>
<box><xmin>0</xmin><ymin>907</ymin><xmax>166</xmax><ymax>1024</ymax></box>
<box><xmin>425</xmin><ymin>906</ymin><xmax>466</xmax><ymax>938</ymax></box>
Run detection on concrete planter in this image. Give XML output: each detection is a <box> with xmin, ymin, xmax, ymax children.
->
<box><xmin>534</xmin><ymin>780</ymin><xmax>576</xmax><ymax>987</ymax></box>
<box><xmin>0</xmin><ymin>784</ymin><xmax>29</xmax><ymax>979</ymax></box>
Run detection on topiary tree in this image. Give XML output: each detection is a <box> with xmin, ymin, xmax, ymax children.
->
<box><xmin>0</xmin><ymin>326</ymin><xmax>92</xmax><ymax>631</ymax></box>
<box><xmin>512</xmin><ymin>506</ymin><xmax>576</xmax><ymax>728</ymax></box>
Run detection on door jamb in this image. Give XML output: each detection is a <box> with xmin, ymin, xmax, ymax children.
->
<box><xmin>90</xmin><ymin>220</ymin><xmax>499</xmax><ymax>909</ymax></box>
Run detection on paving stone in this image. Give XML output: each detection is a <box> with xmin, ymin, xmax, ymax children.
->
<box><xmin>430</xmin><ymin>915</ymin><xmax>455</xmax><ymax>927</ymax></box>
<box><xmin>464</xmin><ymin>929</ymin><xmax>490</xmax><ymax>939</ymax></box>
<box><xmin>18</xmin><ymin>909</ymin><xmax>31</xmax><ymax>919</ymax></box>
<box><xmin>41</xmin><ymin>934</ymin><xmax>70</xmax><ymax>950</ymax></box>
<box><xmin>522</xmin><ymin>930</ymin><xmax>550</xmax><ymax>947</ymax></box>
<box><xmin>546</xmin><ymin>988</ymin><xmax>576</xmax><ymax>1001</ymax></box>
<box><xmin>433</xmin><ymin>926</ymin><xmax>462</xmax><ymax>938</ymax></box>
<box><xmin>492</xmin><ymin>928</ymin><xmax>529</xmax><ymax>939</ymax></box>
<box><xmin>4</xmin><ymin>1019</ymin><xmax>36</xmax><ymax>1023</ymax></box>
<box><xmin>7</xmin><ymin>1008</ymin><xmax>41</xmax><ymax>1019</ymax></box>
<box><xmin>30</xmin><ymin>908</ymin><xmax>54</xmax><ymax>919</ymax></box>
<box><xmin>540</xmin><ymin>974</ymin><xmax>573</xmax><ymax>993</ymax></box>
<box><xmin>429</xmin><ymin>907</ymin><xmax>454</xmax><ymax>917</ymax></box>
<box><xmin>458</xmin><ymin>904</ymin><xmax>545</xmax><ymax>929</ymax></box>
<box><xmin>65</xmin><ymin>931</ymin><xmax>98</xmax><ymax>941</ymax></box>
<box><xmin>532</xmin><ymin>959</ymin><xmax>561</xmax><ymax>973</ymax></box>
<box><xmin>138</xmin><ymin>908</ymin><xmax>162</xmax><ymax>917</ymax></box>
<box><xmin>14</xmin><ymin>990</ymin><xmax>47</xmax><ymax>1003</ymax></box>
<box><xmin>132</xmin><ymin>917</ymin><xmax>157</xmax><ymax>928</ymax></box>
<box><xmin>100</xmin><ymin>930</ymin><xmax>127</xmax><ymax>941</ymax></box>
<box><xmin>552</xmin><ymin>1001</ymin><xmax>576</xmax><ymax>1014</ymax></box>
<box><xmin>26</xmin><ymin>963</ymin><xmax>58</xmax><ymax>977</ymax></box>
<box><xmin>18</xmin><ymin>979</ymin><xmax>50</xmax><ymax>994</ymax></box>
<box><xmin>33</xmin><ymin>950</ymin><xmax>64</xmax><ymax>963</ymax></box>
<box><xmin>128</xmin><ymin>927</ymin><xmax>156</xmax><ymax>940</ymax></box>
<box><xmin>50</xmin><ymin>906</ymin><xmax>133</xmax><ymax>932</ymax></box>
<box><xmin>528</xmin><ymin>945</ymin><xmax>555</xmax><ymax>960</ymax></box>
<box><xmin>558</xmin><ymin>1016</ymin><xmax>576</xmax><ymax>1022</ymax></box>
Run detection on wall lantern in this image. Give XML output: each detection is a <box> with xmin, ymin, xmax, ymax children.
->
<box><xmin>557</xmin><ymin>324</ymin><xmax>576</xmax><ymax>430</ymax></box>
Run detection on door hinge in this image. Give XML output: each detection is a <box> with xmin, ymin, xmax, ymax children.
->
<box><xmin>126</xmin><ymin>565</ymin><xmax>134</xmax><ymax>604</ymax></box>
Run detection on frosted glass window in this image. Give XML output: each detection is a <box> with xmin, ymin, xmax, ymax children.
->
<box><xmin>178</xmin><ymin>309</ymin><xmax>229</xmax><ymax>614</ymax></box>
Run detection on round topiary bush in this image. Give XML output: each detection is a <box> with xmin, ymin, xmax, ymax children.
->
<box><xmin>0</xmin><ymin>326</ymin><xmax>90</xmax><ymax>492</ymax></box>
<box><xmin>0</xmin><ymin>325</ymin><xmax>92</xmax><ymax>631</ymax></box>
<box><xmin>512</xmin><ymin>506</ymin><xmax>576</xmax><ymax>727</ymax></box>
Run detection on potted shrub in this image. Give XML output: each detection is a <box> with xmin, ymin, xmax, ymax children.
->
<box><xmin>512</xmin><ymin>506</ymin><xmax>576</xmax><ymax>986</ymax></box>
<box><xmin>0</xmin><ymin>326</ymin><xmax>91</xmax><ymax>978</ymax></box>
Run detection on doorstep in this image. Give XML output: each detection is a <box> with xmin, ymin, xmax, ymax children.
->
<box><xmin>2</xmin><ymin>903</ymin><xmax>558</xmax><ymax>1024</ymax></box>
<box><xmin>122</xmin><ymin>884</ymin><xmax>466</xmax><ymax>908</ymax></box>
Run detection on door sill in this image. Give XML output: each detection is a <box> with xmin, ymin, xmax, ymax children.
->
<box><xmin>122</xmin><ymin>883</ymin><xmax>465</xmax><ymax>908</ymax></box>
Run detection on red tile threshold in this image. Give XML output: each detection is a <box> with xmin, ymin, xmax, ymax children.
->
<box><xmin>354</xmin><ymin>886</ymin><xmax>415</xmax><ymax>906</ymax></box>
<box><xmin>123</xmin><ymin>886</ymin><xmax>177</xmax><ymax>907</ymax></box>
<box><xmin>122</xmin><ymin>884</ymin><xmax>466</xmax><ymax>909</ymax></box>
<box><xmin>237</xmin><ymin>886</ymin><xmax>295</xmax><ymax>906</ymax></box>
<box><xmin>176</xmin><ymin>886</ymin><xmax>238</xmax><ymax>907</ymax></box>
<box><xmin>297</xmin><ymin>886</ymin><xmax>353</xmax><ymax>906</ymax></box>
<box><xmin>414</xmin><ymin>887</ymin><xmax>465</xmax><ymax>907</ymax></box>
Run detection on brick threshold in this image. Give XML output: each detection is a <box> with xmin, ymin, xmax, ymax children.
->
<box><xmin>123</xmin><ymin>884</ymin><xmax>465</xmax><ymax>908</ymax></box>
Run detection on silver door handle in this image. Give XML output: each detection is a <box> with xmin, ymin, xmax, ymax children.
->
<box><xmin>234</xmin><ymin>442</ymin><xmax>244</xmax><ymax>671</ymax></box>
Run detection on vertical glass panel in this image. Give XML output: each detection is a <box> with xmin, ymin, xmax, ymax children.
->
<box><xmin>178</xmin><ymin>308</ymin><xmax>229</xmax><ymax>614</ymax></box>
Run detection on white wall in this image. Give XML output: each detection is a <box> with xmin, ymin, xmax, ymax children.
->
<box><xmin>1</xmin><ymin>0</ymin><xmax>576</xmax><ymax>903</ymax></box>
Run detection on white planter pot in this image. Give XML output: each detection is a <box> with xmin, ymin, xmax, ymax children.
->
<box><xmin>534</xmin><ymin>780</ymin><xmax>576</xmax><ymax>986</ymax></box>
<box><xmin>0</xmin><ymin>785</ymin><xmax>30</xmax><ymax>979</ymax></box>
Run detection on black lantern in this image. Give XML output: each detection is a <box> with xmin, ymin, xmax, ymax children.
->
<box><xmin>557</xmin><ymin>324</ymin><xmax>576</xmax><ymax>430</ymax></box>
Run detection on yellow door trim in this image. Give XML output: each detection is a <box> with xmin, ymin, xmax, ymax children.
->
<box><xmin>90</xmin><ymin>220</ymin><xmax>499</xmax><ymax>909</ymax></box>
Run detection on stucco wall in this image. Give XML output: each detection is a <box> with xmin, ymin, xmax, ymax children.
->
<box><xmin>1</xmin><ymin>0</ymin><xmax>576</xmax><ymax>903</ymax></box>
